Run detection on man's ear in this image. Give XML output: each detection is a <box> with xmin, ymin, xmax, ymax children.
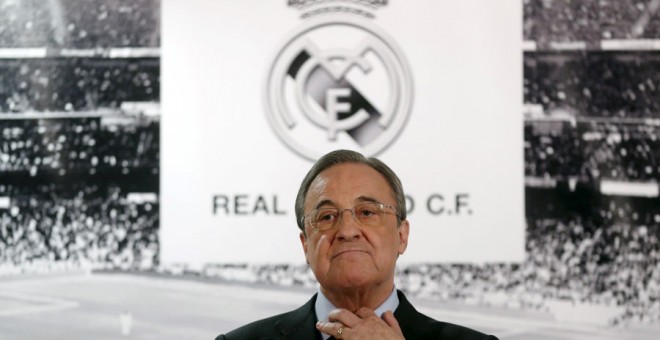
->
<box><xmin>299</xmin><ymin>231</ymin><xmax>309</xmax><ymax>264</ymax></box>
<box><xmin>397</xmin><ymin>219</ymin><xmax>409</xmax><ymax>255</ymax></box>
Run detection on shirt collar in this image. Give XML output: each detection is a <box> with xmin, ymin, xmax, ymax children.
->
<box><xmin>314</xmin><ymin>287</ymin><xmax>399</xmax><ymax>340</ymax></box>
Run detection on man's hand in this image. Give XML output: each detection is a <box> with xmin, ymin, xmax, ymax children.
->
<box><xmin>316</xmin><ymin>308</ymin><xmax>404</xmax><ymax>340</ymax></box>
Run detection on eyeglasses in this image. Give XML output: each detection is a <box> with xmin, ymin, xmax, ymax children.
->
<box><xmin>302</xmin><ymin>202</ymin><xmax>401</xmax><ymax>231</ymax></box>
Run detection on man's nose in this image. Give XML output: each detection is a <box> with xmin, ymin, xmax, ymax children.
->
<box><xmin>335</xmin><ymin>209</ymin><xmax>361</xmax><ymax>240</ymax></box>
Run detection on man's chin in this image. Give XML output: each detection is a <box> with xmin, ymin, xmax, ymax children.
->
<box><xmin>325</xmin><ymin>267</ymin><xmax>378</xmax><ymax>288</ymax></box>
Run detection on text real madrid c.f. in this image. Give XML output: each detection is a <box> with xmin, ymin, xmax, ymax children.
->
<box><xmin>211</xmin><ymin>192</ymin><xmax>472</xmax><ymax>217</ymax></box>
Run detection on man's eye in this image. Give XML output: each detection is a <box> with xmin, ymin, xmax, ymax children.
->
<box><xmin>359</xmin><ymin>209</ymin><xmax>377</xmax><ymax>217</ymax></box>
<box><xmin>317</xmin><ymin>212</ymin><xmax>336</xmax><ymax>222</ymax></box>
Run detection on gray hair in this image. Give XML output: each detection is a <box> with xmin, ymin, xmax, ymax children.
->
<box><xmin>295</xmin><ymin>149</ymin><xmax>407</xmax><ymax>232</ymax></box>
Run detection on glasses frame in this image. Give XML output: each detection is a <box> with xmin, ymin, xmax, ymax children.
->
<box><xmin>302</xmin><ymin>201</ymin><xmax>401</xmax><ymax>231</ymax></box>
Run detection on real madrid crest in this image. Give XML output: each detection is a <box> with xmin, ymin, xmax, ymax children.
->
<box><xmin>265</xmin><ymin>0</ymin><xmax>414</xmax><ymax>160</ymax></box>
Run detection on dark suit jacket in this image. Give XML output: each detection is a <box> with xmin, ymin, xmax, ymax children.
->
<box><xmin>216</xmin><ymin>290</ymin><xmax>498</xmax><ymax>340</ymax></box>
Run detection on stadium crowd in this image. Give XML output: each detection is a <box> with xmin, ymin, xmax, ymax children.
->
<box><xmin>0</xmin><ymin>0</ymin><xmax>158</xmax><ymax>48</ymax></box>
<box><xmin>1</xmin><ymin>0</ymin><xmax>160</xmax><ymax>276</ymax></box>
<box><xmin>521</xmin><ymin>6</ymin><xmax>660</xmax><ymax>321</ymax></box>
<box><xmin>524</xmin><ymin>0</ymin><xmax>660</xmax><ymax>42</ymax></box>
<box><xmin>0</xmin><ymin>58</ymin><xmax>159</xmax><ymax>112</ymax></box>
<box><xmin>0</xmin><ymin>115</ymin><xmax>160</xmax><ymax>275</ymax></box>
<box><xmin>524</xmin><ymin>122</ymin><xmax>660</xmax><ymax>181</ymax></box>
<box><xmin>524</xmin><ymin>54</ymin><xmax>660</xmax><ymax>118</ymax></box>
<box><xmin>0</xmin><ymin>181</ymin><xmax>159</xmax><ymax>273</ymax></box>
<box><xmin>0</xmin><ymin>117</ymin><xmax>159</xmax><ymax>176</ymax></box>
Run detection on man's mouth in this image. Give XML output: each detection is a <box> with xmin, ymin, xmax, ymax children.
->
<box><xmin>332</xmin><ymin>249</ymin><xmax>368</xmax><ymax>258</ymax></box>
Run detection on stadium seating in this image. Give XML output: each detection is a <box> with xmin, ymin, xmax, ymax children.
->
<box><xmin>0</xmin><ymin>0</ymin><xmax>158</xmax><ymax>48</ymax></box>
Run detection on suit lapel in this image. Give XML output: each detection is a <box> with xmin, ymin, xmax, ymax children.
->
<box><xmin>394</xmin><ymin>290</ymin><xmax>433</xmax><ymax>339</ymax></box>
<box><xmin>274</xmin><ymin>294</ymin><xmax>323</xmax><ymax>340</ymax></box>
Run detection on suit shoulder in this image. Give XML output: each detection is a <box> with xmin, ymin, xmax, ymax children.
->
<box><xmin>414</xmin><ymin>312</ymin><xmax>497</xmax><ymax>339</ymax></box>
<box><xmin>431</xmin><ymin>320</ymin><xmax>498</xmax><ymax>340</ymax></box>
<box><xmin>216</xmin><ymin>295</ymin><xmax>317</xmax><ymax>340</ymax></box>
<box><xmin>396</xmin><ymin>291</ymin><xmax>497</xmax><ymax>340</ymax></box>
<box><xmin>216</xmin><ymin>310</ymin><xmax>296</xmax><ymax>340</ymax></box>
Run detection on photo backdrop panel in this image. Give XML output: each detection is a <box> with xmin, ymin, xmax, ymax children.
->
<box><xmin>162</xmin><ymin>0</ymin><xmax>524</xmax><ymax>266</ymax></box>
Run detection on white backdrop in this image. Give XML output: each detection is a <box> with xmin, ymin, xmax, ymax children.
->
<box><xmin>161</xmin><ymin>0</ymin><xmax>524</xmax><ymax>266</ymax></box>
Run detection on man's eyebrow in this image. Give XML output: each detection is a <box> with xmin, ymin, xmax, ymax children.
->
<box><xmin>314</xmin><ymin>199</ymin><xmax>336</xmax><ymax>210</ymax></box>
<box><xmin>313</xmin><ymin>196</ymin><xmax>381</xmax><ymax>210</ymax></box>
<box><xmin>356</xmin><ymin>196</ymin><xmax>380</xmax><ymax>204</ymax></box>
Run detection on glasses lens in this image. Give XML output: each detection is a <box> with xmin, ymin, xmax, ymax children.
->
<box><xmin>355</xmin><ymin>202</ymin><xmax>385</xmax><ymax>226</ymax></box>
<box><xmin>312</xmin><ymin>208</ymin><xmax>338</xmax><ymax>230</ymax></box>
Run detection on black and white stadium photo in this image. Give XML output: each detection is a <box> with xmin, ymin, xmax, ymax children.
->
<box><xmin>1</xmin><ymin>0</ymin><xmax>659</xmax><ymax>339</ymax></box>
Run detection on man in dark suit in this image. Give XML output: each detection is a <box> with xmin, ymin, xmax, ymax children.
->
<box><xmin>217</xmin><ymin>150</ymin><xmax>498</xmax><ymax>340</ymax></box>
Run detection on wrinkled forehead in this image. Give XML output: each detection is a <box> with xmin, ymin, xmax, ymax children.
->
<box><xmin>304</xmin><ymin>163</ymin><xmax>393</xmax><ymax>210</ymax></box>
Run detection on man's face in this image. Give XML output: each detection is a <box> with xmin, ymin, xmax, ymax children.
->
<box><xmin>299</xmin><ymin>163</ymin><xmax>409</xmax><ymax>293</ymax></box>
